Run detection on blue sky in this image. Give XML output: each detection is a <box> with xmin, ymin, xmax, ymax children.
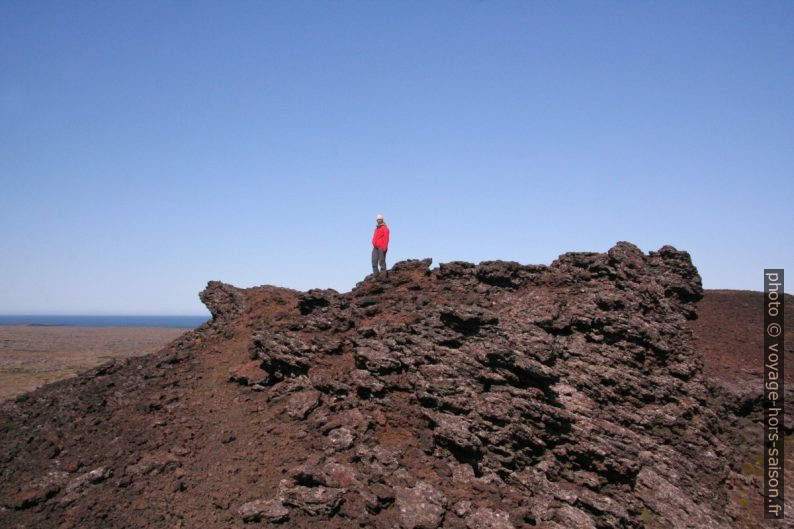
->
<box><xmin>1</xmin><ymin>1</ymin><xmax>792</xmax><ymax>315</ymax></box>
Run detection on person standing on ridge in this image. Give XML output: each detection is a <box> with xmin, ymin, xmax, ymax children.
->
<box><xmin>371</xmin><ymin>214</ymin><xmax>390</xmax><ymax>277</ymax></box>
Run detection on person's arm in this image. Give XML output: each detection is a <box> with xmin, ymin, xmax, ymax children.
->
<box><xmin>384</xmin><ymin>226</ymin><xmax>390</xmax><ymax>250</ymax></box>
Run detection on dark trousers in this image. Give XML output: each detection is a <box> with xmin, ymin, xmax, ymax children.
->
<box><xmin>372</xmin><ymin>247</ymin><xmax>387</xmax><ymax>274</ymax></box>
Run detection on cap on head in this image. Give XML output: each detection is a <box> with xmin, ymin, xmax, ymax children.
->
<box><xmin>376</xmin><ymin>214</ymin><xmax>383</xmax><ymax>220</ymax></box>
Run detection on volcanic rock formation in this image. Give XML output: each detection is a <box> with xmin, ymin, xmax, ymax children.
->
<box><xmin>0</xmin><ymin>242</ymin><xmax>789</xmax><ymax>528</ymax></box>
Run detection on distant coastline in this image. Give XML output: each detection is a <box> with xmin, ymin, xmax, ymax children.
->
<box><xmin>0</xmin><ymin>315</ymin><xmax>209</xmax><ymax>328</ymax></box>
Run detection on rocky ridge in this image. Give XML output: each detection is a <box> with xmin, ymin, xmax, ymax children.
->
<box><xmin>0</xmin><ymin>242</ymin><xmax>789</xmax><ymax>528</ymax></box>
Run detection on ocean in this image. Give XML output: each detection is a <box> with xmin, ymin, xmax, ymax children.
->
<box><xmin>0</xmin><ymin>315</ymin><xmax>210</xmax><ymax>328</ymax></box>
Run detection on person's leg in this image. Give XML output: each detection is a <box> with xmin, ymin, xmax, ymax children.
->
<box><xmin>371</xmin><ymin>247</ymin><xmax>379</xmax><ymax>274</ymax></box>
<box><xmin>379</xmin><ymin>249</ymin><xmax>387</xmax><ymax>275</ymax></box>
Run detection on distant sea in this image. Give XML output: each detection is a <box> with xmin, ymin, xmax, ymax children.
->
<box><xmin>0</xmin><ymin>315</ymin><xmax>209</xmax><ymax>328</ymax></box>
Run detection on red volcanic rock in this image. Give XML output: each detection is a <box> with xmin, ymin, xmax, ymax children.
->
<box><xmin>0</xmin><ymin>242</ymin><xmax>786</xmax><ymax>529</ymax></box>
<box><xmin>228</xmin><ymin>360</ymin><xmax>268</xmax><ymax>386</ymax></box>
<box><xmin>199</xmin><ymin>280</ymin><xmax>251</xmax><ymax>322</ymax></box>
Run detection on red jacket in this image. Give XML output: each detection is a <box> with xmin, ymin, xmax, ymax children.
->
<box><xmin>372</xmin><ymin>224</ymin><xmax>389</xmax><ymax>251</ymax></box>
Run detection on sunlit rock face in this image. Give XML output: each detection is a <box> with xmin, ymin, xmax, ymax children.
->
<box><xmin>3</xmin><ymin>242</ymin><xmax>765</xmax><ymax>529</ymax></box>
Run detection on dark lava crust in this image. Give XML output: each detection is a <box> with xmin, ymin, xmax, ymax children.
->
<box><xmin>1</xmin><ymin>242</ymin><xmax>790</xmax><ymax>528</ymax></box>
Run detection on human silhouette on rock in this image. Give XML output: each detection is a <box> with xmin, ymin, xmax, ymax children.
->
<box><xmin>371</xmin><ymin>214</ymin><xmax>390</xmax><ymax>278</ymax></box>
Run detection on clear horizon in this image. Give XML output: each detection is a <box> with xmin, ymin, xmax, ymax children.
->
<box><xmin>2</xmin><ymin>1</ymin><xmax>792</xmax><ymax>314</ymax></box>
<box><xmin>0</xmin><ymin>282</ymin><xmax>789</xmax><ymax>318</ymax></box>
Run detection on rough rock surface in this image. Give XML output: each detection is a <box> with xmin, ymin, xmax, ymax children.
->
<box><xmin>0</xmin><ymin>242</ymin><xmax>790</xmax><ymax>528</ymax></box>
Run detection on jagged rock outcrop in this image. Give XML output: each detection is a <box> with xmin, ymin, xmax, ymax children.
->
<box><xmin>0</xmin><ymin>242</ymin><xmax>784</xmax><ymax>529</ymax></box>
<box><xmin>200</xmin><ymin>280</ymin><xmax>251</xmax><ymax>323</ymax></box>
<box><xmin>221</xmin><ymin>242</ymin><xmax>730</xmax><ymax>528</ymax></box>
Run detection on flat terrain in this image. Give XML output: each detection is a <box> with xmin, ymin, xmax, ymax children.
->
<box><xmin>0</xmin><ymin>325</ymin><xmax>189</xmax><ymax>402</ymax></box>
